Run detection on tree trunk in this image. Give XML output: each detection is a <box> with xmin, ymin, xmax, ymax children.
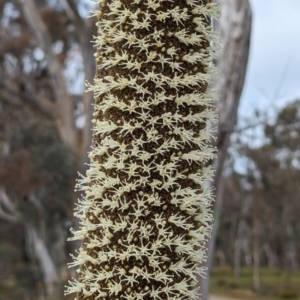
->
<box><xmin>25</xmin><ymin>193</ymin><xmax>61</xmax><ymax>298</ymax></box>
<box><xmin>62</xmin><ymin>0</ymin><xmax>96</xmax><ymax>169</ymax></box>
<box><xmin>252</xmin><ymin>215</ymin><xmax>260</xmax><ymax>292</ymax></box>
<box><xmin>18</xmin><ymin>0</ymin><xmax>77</xmax><ymax>150</ymax></box>
<box><xmin>200</xmin><ymin>1</ymin><xmax>252</xmax><ymax>299</ymax></box>
<box><xmin>262</xmin><ymin>243</ymin><xmax>277</xmax><ymax>267</ymax></box>
<box><xmin>1</xmin><ymin>1</ymin><xmax>97</xmax><ymax>297</ymax></box>
<box><xmin>25</xmin><ymin>225</ymin><xmax>60</xmax><ymax>298</ymax></box>
<box><xmin>0</xmin><ymin>187</ymin><xmax>19</xmax><ymax>223</ymax></box>
<box><xmin>0</xmin><ymin>188</ymin><xmax>60</xmax><ymax>297</ymax></box>
<box><xmin>234</xmin><ymin>195</ymin><xmax>252</xmax><ymax>283</ymax></box>
<box><xmin>285</xmin><ymin>224</ymin><xmax>298</xmax><ymax>272</ymax></box>
<box><xmin>234</xmin><ymin>231</ymin><xmax>242</xmax><ymax>283</ymax></box>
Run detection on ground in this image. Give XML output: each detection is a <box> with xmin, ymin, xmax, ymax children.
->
<box><xmin>210</xmin><ymin>296</ymin><xmax>236</xmax><ymax>300</ymax></box>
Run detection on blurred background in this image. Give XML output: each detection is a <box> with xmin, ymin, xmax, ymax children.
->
<box><xmin>0</xmin><ymin>0</ymin><xmax>299</xmax><ymax>300</ymax></box>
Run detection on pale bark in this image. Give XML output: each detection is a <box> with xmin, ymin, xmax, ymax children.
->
<box><xmin>214</xmin><ymin>0</ymin><xmax>252</xmax><ymax>184</ymax></box>
<box><xmin>25</xmin><ymin>225</ymin><xmax>59</xmax><ymax>297</ymax></box>
<box><xmin>26</xmin><ymin>193</ymin><xmax>61</xmax><ymax>297</ymax></box>
<box><xmin>234</xmin><ymin>195</ymin><xmax>252</xmax><ymax>282</ymax></box>
<box><xmin>0</xmin><ymin>189</ymin><xmax>59</xmax><ymax>296</ymax></box>
<box><xmin>285</xmin><ymin>224</ymin><xmax>298</xmax><ymax>271</ymax></box>
<box><xmin>62</xmin><ymin>1</ymin><xmax>96</xmax><ymax>257</ymax></box>
<box><xmin>215</xmin><ymin>250</ymin><xmax>226</xmax><ymax>267</ymax></box>
<box><xmin>252</xmin><ymin>216</ymin><xmax>260</xmax><ymax>292</ymax></box>
<box><xmin>200</xmin><ymin>1</ymin><xmax>252</xmax><ymax>299</ymax></box>
<box><xmin>2</xmin><ymin>1</ymin><xmax>96</xmax><ymax>297</ymax></box>
<box><xmin>0</xmin><ymin>187</ymin><xmax>18</xmax><ymax>223</ymax></box>
<box><xmin>261</xmin><ymin>243</ymin><xmax>277</xmax><ymax>267</ymax></box>
<box><xmin>64</xmin><ymin>0</ymin><xmax>96</xmax><ymax>169</ymax></box>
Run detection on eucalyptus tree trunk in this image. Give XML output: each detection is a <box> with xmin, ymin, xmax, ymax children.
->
<box><xmin>234</xmin><ymin>195</ymin><xmax>252</xmax><ymax>283</ymax></box>
<box><xmin>200</xmin><ymin>0</ymin><xmax>252</xmax><ymax>299</ymax></box>
<box><xmin>285</xmin><ymin>224</ymin><xmax>298</xmax><ymax>272</ymax></box>
<box><xmin>18</xmin><ymin>0</ymin><xmax>95</xmax><ymax>165</ymax></box>
<box><xmin>16</xmin><ymin>0</ymin><xmax>96</xmax><ymax>294</ymax></box>
<box><xmin>66</xmin><ymin>1</ymin><xmax>220</xmax><ymax>300</ymax></box>
<box><xmin>25</xmin><ymin>225</ymin><xmax>60</xmax><ymax>297</ymax></box>
<box><xmin>0</xmin><ymin>188</ymin><xmax>59</xmax><ymax>298</ymax></box>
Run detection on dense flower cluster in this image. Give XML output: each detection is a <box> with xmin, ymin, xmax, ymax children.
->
<box><xmin>66</xmin><ymin>0</ymin><xmax>220</xmax><ymax>299</ymax></box>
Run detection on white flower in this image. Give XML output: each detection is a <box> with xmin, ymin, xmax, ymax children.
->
<box><xmin>67</xmin><ymin>1</ymin><xmax>220</xmax><ymax>300</ymax></box>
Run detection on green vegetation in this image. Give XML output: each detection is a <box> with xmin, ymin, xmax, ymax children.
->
<box><xmin>210</xmin><ymin>267</ymin><xmax>300</xmax><ymax>299</ymax></box>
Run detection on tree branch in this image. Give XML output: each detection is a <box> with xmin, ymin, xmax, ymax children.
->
<box><xmin>25</xmin><ymin>224</ymin><xmax>59</xmax><ymax>295</ymax></box>
<box><xmin>0</xmin><ymin>79</ymin><xmax>56</xmax><ymax>119</ymax></box>
<box><xmin>62</xmin><ymin>0</ymin><xmax>87</xmax><ymax>45</ymax></box>
<box><xmin>61</xmin><ymin>0</ymin><xmax>96</xmax><ymax>168</ymax></box>
<box><xmin>0</xmin><ymin>188</ymin><xmax>18</xmax><ymax>223</ymax></box>
<box><xmin>18</xmin><ymin>0</ymin><xmax>77</xmax><ymax>149</ymax></box>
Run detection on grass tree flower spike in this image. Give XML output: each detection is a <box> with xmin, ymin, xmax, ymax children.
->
<box><xmin>66</xmin><ymin>0</ymin><xmax>220</xmax><ymax>299</ymax></box>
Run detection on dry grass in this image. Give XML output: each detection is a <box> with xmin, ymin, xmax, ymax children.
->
<box><xmin>210</xmin><ymin>267</ymin><xmax>300</xmax><ymax>300</ymax></box>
